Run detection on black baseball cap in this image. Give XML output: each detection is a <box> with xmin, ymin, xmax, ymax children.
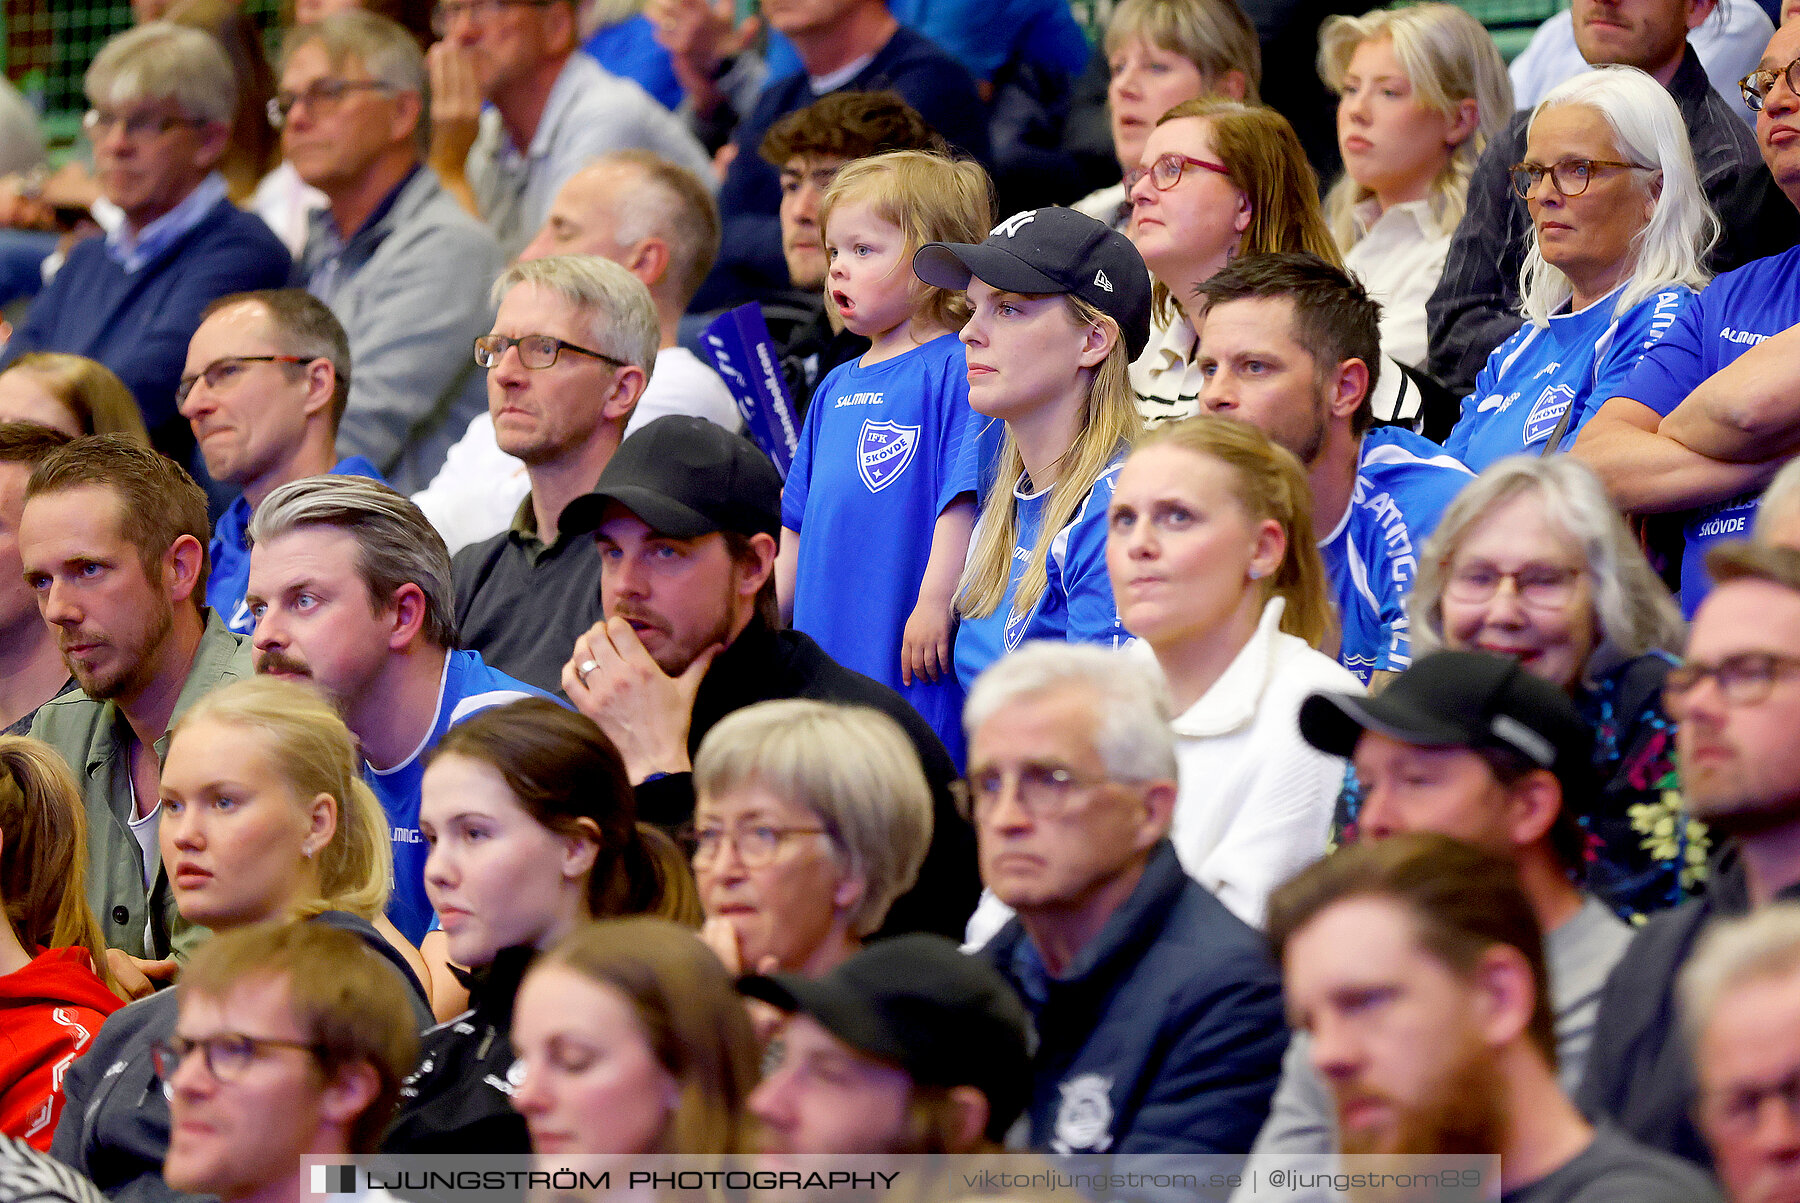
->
<box><xmin>559</xmin><ymin>415</ymin><xmax>781</xmax><ymax>539</ymax></box>
<box><xmin>913</xmin><ymin>207</ymin><xmax>1155</xmax><ymax>359</ymax></box>
<box><xmin>738</xmin><ymin>934</ymin><xmax>1032</xmax><ymax>1140</ymax></box>
<box><xmin>1299</xmin><ymin>650</ymin><xmax>1595</xmax><ymax>796</ymax></box>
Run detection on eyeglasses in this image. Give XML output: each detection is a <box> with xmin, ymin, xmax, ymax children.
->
<box><xmin>431</xmin><ymin>0</ymin><xmax>557</xmax><ymax>35</ymax></box>
<box><xmin>1697</xmin><ymin>1068</ymin><xmax>1800</xmax><ymax>1137</ymax></box>
<box><xmin>474</xmin><ymin>334</ymin><xmax>626</xmax><ymax>371</ymax></box>
<box><xmin>1663</xmin><ymin>651</ymin><xmax>1800</xmax><ymax>719</ymax></box>
<box><xmin>952</xmin><ymin>763</ymin><xmax>1123</xmax><ymax>821</ymax></box>
<box><xmin>1443</xmin><ymin>562</ymin><xmax>1584</xmax><ymax>610</ymax></box>
<box><xmin>1740</xmin><ymin>55</ymin><xmax>1800</xmax><ymax>112</ymax></box>
<box><xmin>82</xmin><ymin>108</ymin><xmax>201</xmax><ymax>142</ymax></box>
<box><xmin>684</xmin><ymin>821</ymin><xmax>829</xmax><ymax>869</ymax></box>
<box><xmin>151</xmin><ymin>1033</ymin><xmax>322</xmax><ymax>1083</ymax></box>
<box><xmin>267</xmin><ymin>79</ymin><xmax>396</xmax><ymax>128</ymax></box>
<box><xmin>176</xmin><ymin>355</ymin><xmax>308</xmax><ymax>406</ymax></box>
<box><xmin>1125</xmin><ymin>152</ymin><xmax>1231</xmax><ymax>194</ymax></box>
<box><xmin>1508</xmin><ymin>158</ymin><xmax>1650</xmax><ymax>199</ymax></box>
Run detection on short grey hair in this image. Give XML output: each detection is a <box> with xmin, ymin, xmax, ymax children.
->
<box><xmin>87</xmin><ymin>22</ymin><xmax>238</xmax><ymax>127</ymax></box>
<box><xmin>693</xmin><ymin>700</ymin><xmax>933</xmax><ymax>938</ymax></box>
<box><xmin>1757</xmin><ymin>457</ymin><xmax>1800</xmax><ymax>544</ymax></box>
<box><xmin>1518</xmin><ymin>65</ymin><xmax>1716</xmax><ymax>327</ymax></box>
<box><xmin>596</xmin><ymin>151</ymin><xmax>721</xmax><ymax>307</ymax></box>
<box><xmin>1679</xmin><ymin>904</ymin><xmax>1800</xmax><ymax>1051</ymax></box>
<box><xmin>247</xmin><ymin>476</ymin><xmax>457</xmax><ymax>648</ymax></box>
<box><xmin>281</xmin><ymin>12</ymin><xmax>428</xmax><ymax>155</ymax></box>
<box><xmin>964</xmin><ymin>642</ymin><xmax>1178</xmax><ymax>783</ymax></box>
<box><xmin>1410</xmin><ymin>455</ymin><xmax>1684</xmax><ymax>681</ymax></box>
<box><xmin>490</xmin><ymin>254</ymin><xmax>660</xmax><ymax>377</ymax></box>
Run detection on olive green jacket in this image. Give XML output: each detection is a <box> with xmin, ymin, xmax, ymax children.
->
<box><xmin>30</xmin><ymin>611</ymin><xmax>253</xmax><ymax>959</ymax></box>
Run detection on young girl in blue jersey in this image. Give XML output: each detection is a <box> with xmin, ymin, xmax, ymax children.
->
<box><xmin>777</xmin><ymin>151</ymin><xmax>995</xmax><ymax>759</ymax></box>
<box><xmin>912</xmin><ymin>207</ymin><xmax>1154</xmax><ymax>690</ymax></box>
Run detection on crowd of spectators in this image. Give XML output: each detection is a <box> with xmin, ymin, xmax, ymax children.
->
<box><xmin>11</xmin><ymin>0</ymin><xmax>1800</xmax><ymax>1196</ymax></box>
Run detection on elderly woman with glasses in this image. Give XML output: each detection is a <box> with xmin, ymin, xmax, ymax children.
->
<box><xmin>1443</xmin><ymin>66</ymin><xmax>1714</xmax><ymax>472</ymax></box>
<box><xmin>1365</xmin><ymin>454</ymin><xmax>1704</xmax><ymax>922</ymax></box>
<box><xmin>690</xmin><ymin>700</ymin><xmax>933</xmax><ymax>977</ymax></box>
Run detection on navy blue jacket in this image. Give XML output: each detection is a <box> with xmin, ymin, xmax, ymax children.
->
<box><xmin>985</xmin><ymin>840</ymin><xmax>1288</xmax><ymax>1155</ymax></box>
<box><xmin>694</xmin><ymin>26</ymin><xmax>988</xmax><ymax>311</ymax></box>
<box><xmin>3</xmin><ymin>196</ymin><xmax>289</xmax><ymax>458</ymax></box>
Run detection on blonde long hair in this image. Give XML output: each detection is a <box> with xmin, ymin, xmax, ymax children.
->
<box><xmin>0</xmin><ymin>737</ymin><xmax>113</xmax><ymax>989</ymax></box>
<box><xmin>1132</xmin><ymin>417</ymin><xmax>1337</xmax><ymax>651</ymax></box>
<box><xmin>959</xmin><ymin>298</ymin><xmax>1144</xmax><ymax>620</ymax></box>
<box><xmin>1150</xmin><ymin>99</ymin><xmax>1341</xmax><ymax>324</ymax></box>
<box><xmin>171</xmin><ymin>678</ymin><xmax>392</xmax><ymax>921</ymax></box>
<box><xmin>1318</xmin><ymin>4</ymin><xmax>1512</xmax><ymax>251</ymax></box>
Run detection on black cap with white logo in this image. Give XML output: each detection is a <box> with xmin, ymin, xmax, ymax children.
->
<box><xmin>913</xmin><ymin>206</ymin><xmax>1155</xmax><ymax>359</ymax></box>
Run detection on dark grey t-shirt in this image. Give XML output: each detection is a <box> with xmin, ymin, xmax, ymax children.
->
<box><xmin>1502</xmin><ymin>1127</ymin><xmax>1724</xmax><ymax>1203</ymax></box>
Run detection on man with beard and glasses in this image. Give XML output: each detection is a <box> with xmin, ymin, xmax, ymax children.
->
<box><xmin>242</xmin><ymin>476</ymin><xmax>541</xmax><ymax>944</ymax></box>
<box><xmin>1194</xmin><ymin>254</ymin><xmax>1472</xmax><ymax>686</ymax></box>
<box><xmin>1580</xmin><ymin>540</ymin><xmax>1800</xmax><ymax>1168</ymax></box>
<box><xmin>1268</xmin><ymin>832</ymin><xmax>1723</xmax><ymax>1203</ymax></box>
<box><xmin>20</xmin><ymin>436</ymin><xmax>254</xmax><ymax>979</ymax></box>
<box><xmin>557</xmin><ymin>415</ymin><xmax>977</xmax><ymax>940</ymax></box>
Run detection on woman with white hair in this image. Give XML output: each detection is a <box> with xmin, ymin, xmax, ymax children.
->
<box><xmin>1444</xmin><ymin>65</ymin><xmax>1716</xmax><ymax>472</ymax></box>
<box><xmin>1318</xmin><ymin>4</ymin><xmax>1511</xmax><ymax>370</ymax></box>
<box><xmin>1388</xmin><ymin>454</ymin><xmax>1703</xmax><ymax>921</ymax></box>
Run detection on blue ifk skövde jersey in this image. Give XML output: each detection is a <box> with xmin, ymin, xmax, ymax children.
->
<box><xmin>1447</xmin><ymin>284</ymin><xmax>1694</xmax><ymax>472</ymax></box>
<box><xmin>365</xmin><ymin>648</ymin><xmax>548</xmax><ymax>943</ymax></box>
<box><xmin>784</xmin><ymin>332</ymin><xmax>990</xmax><ymax>760</ymax></box>
<box><xmin>1618</xmin><ymin>245</ymin><xmax>1800</xmax><ymax>616</ymax></box>
<box><xmin>1323</xmin><ymin>426</ymin><xmax>1472</xmax><ymax>683</ymax></box>
<box><xmin>952</xmin><ymin>450</ymin><xmax>1129</xmax><ymax>692</ymax></box>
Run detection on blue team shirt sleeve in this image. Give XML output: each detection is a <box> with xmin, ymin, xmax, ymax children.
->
<box><xmin>782</xmin><ymin>362</ymin><xmax>840</xmax><ymax>532</ymax></box>
<box><xmin>1056</xmin><ymin>466</ymin><xmax>1128</xmax><ymax>647</ymax></box>
<box><xmin>1588</xmin><ymin>289</ymin><xmax>1694</xmax><ymax>423</ymax></box>
<box><xmin>932</xmin><ymin>355</ymin><xmax>985</xmax><ymax>515</ymax></box>
<box><xmin>1445</xmin><ymin>339</ymin><xmax>1513</xmax><ymax>465</ymax></box>
<box><xmin>1614</xmin><ymin>288</ymin><xmax>1714</xmax><ymax>418</ymax></box>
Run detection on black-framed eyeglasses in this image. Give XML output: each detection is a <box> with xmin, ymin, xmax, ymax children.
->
<box><xmin>951</xmin><ymin>762</ymin><xmax>1125</xmax><ymax>822</ymax></box>
<box><xmin>82</xmin><ymin>108</ymin><xmax>201</xmax><ymax>142</ymax></box>
<box><xmin>151</xmin><ymin>1034</ymin><xmax>323</xmax><ymax>1083</ymax></box>
<box><xmin>682</xmin><ymin>821</ymin><xmax>830</xmax><ymax>869</ymax></box>
<box><xmin>1125</xmin><ymin>152</ymin><xmax>1232</xmax><ymax>194</ymax></box>
<box><xmin>431</xmin><ymin>0</ymin><xmax>557</xmax><ymax>35</ymax></box>
<box><xmin>1508</xmin><ymin>158</ymin><xmax>1650</xmax><ymax>199</ymax></box>
<box><xmin>1663</xmin><ymin>651</ymin><xmax>1800</xmax><ymax>719</ymax></box>
<box><xmin>267</xmin><ymin>79</ymin><xmax>396</xmax><ymax>129</ymax></box>
<box><xmin>1443</xmin><ymin>562</ymin><xmax>1584</xmax><ymax>610</ymax></box>
<box><xmin>176</xmin><ymin>355</ymin><xmax>309</xmax><ymax>406</ymax></box>
<box><xmin>474</xmin><ymin>334</ymin><xmax>626</xmax><ymax>371</ymax></box>
<box><xmin>1741</xmin><ymin>55</ymin><xmax>1800</xmax><ymax>112</ymax></box>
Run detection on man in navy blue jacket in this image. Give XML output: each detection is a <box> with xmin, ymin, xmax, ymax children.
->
<box><xmin>3</xmin><ymin>24</ymin><xmax>289</xmax><ymax>464</ymax></box>
<box><xmin>966</xmin><ymin>641</ymin><xmax>1288</xmax><ymax>1155</ymax></box>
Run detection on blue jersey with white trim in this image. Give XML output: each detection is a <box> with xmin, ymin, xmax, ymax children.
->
<box><xmin>365</xmin><ymin>648</ymin><xmax>549</xmax><ymax>942</ymax></box>
<box><xmin>1616</xmin><ymin>246</ymin><xmax>1800</xmax><ymax>615</ymax></box>
<box><xmin>784</xmin><ymin>333</ymin><xmax>989</xmax><ymax>759</ymax></box>
<box><xmin>1448</xmin><ymin>285</ymin><xmax>1693</xmax><ymax>472</ymax></box>
<box><xmin>953</xmin><ymin>452</ymin><xmax>1128</xmax><ymax>690</ymax></box>
<box><xmin>1322</xmin><ymin>427</ymin><xmax>1472</xmax><ymax>683</ymax></box>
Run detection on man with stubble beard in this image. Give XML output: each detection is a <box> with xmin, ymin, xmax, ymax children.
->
<box><xmin>21</xmin><ymin>436</ymin><xmax>254</xmax><ymax>983</ymax></box>
<box><xmin>1270</xmin><ymin>833</ymin><xmax>1722</xmax><ymax>1202</ymax></box>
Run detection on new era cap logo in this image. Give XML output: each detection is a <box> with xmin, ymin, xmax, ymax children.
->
<box><xmin>992</xmin><ymin>211</ymin><xmax>1038</xmax><ymax>239</ymax></box>
<box><xmin>311</xmin><ymin>1165</ymin><xmax>356</xmax><ymax>1195</ymax></box>
<box><xmin>1093</xmin><ymin>269</ymin><xmax>1113</xmax><ymax>293</ymax></box>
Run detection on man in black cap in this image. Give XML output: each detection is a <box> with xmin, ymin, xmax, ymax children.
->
<box><xmin>738</xmin><ymin>934</ymin><xmax>1030</xmax><ymax>1158</ymax></box>
<box><xmin>558</xmin><ymin>414</ymin><xmax>977</xmax><ymax>939</ymax></box>
<box><xmin>1239</xmin><ymin>650</ymin><xmax>1635</xmax><ymax>1196</ymax></box>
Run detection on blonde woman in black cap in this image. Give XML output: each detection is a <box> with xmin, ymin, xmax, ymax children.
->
<box><xmin>913</xmin><ymin>206</ymin><xmax>1154</xmax><ymax>694</ymax></box>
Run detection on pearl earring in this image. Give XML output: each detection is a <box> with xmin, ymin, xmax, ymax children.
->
<box><xmin>1248</xmin><ymin>566</ymin><xmax>1265</xmax><ymax>581</ymax></box>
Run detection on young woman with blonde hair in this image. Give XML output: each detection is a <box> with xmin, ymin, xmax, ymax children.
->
<box><xmin>1106</xmin><ymin>417</ymin><xmax>1362</xmax><ymax>928</ymax></box>
<box><xmin>913</xmin><ymin>207</ymin><xmax>1153</xmax><ymax>689</ymax></box>
<box><xmin>1319</xmin><ymin>4</ymin><xmax>1511</xmax><ymax>368</ymax></box>
<box><xmin>52</xmin><ymin>677</ymin><xmax>430</xmax><ymax>1200</ymax></box>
